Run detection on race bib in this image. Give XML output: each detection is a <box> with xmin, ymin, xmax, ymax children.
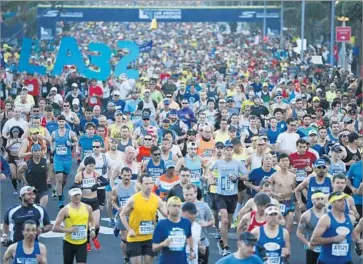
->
<box><xmin>118</xmin><ymin>197</ymin><xmax>129</xmax><ymax>207</ymax></box>
<box><xmin>71</xmin><ymin>225</ymin><xmax>87</xmax><ymax>240</ymax></box>
<box><xmin>279</xmin><ymin>204</ymin><xmax>286</xmax><ymax>214</ymax></box>
<box><xmin>296</xmin><ymin>169</ymin><xmax>307</xmax><ymax>182</ymax></box>
<box><xmin>203</xmin><ymin>149</ymin><xmax>213</xmax><ymax>159</ymax></box>
<box><xmin>266</xmin><ymin>257</ymin><xmax>280</xmax><ymax>264</ymax></box>
<box><xmin>139</xmin><ymin>221</ymin><xmax>154</xmax><ymax>235</ymax></box>
<box><xmin>56</xmin><ymin>145</ymin><xmax>67</xmax><ymax>155</ymax></box>
<box><xmin>42</xmin><ymin>86</ymin><xmax>48</xmax><ymax>94</ymax></box>
<box><xmin>332</xmin><ymin>243</ymin><xmax>349</xmax><ymax>256</ymax></box>
<box><xmin>90</xmin><ymin>96</ymin><xmax>97</xmax><ymax>104</ymax></box>
<box><xmin>82</xmin><ymin>178</ymin><xmax>96</xmax><ymax>188</ymax></box>
<box><xmin>27</xmin><ymin>84</ymin><xmax>34</xmax><ymax>92</ymax></box>
<box><xmin>169</xmin><ymin>230</ymin><xmax>186</xmax><ymax>251</ymax></box>
<box><xmin>83</xmin><ymin>150</ymin><xmax>93</xmax><ymax>157</ymax></box>
<box><xmin>221</xmin><ymin>176</ymin><xmax>234</xmax><ymax>191</ymax></box>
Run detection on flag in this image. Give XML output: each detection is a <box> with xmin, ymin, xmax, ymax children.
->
<box><xmin>139</xmin><ymin>41</ymin><xmax>153</xmax><ymax>53</ymax></box>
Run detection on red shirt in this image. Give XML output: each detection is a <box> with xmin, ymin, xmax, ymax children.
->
<box><xmin>136</xmin><ymin>146</ymin><xmax>151</xmax><ymax>162</ymax></box>
<box><xmin>88</xmin><ymin>85</ymin><xmax>103</xmax><ymax>107</ymax></box>
<box><xmin>289</xmin><ymin>151</ymin><xmax>317</xmax><ymax>182</ymax></box>
<box><xmin>248</xmin><ymin>211</ymin><xmax>266</xmax><ymax>232</ymax></box>
<box><xmin>24</xmin><ymin>78</ymin><xmax>40</xmax><ymax>97</ymax></box>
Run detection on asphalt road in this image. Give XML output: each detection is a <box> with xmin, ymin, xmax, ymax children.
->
<box><xmin>0</xmin><ymin>161</ymin><xmax>361</xmax><ymax>264</ymax></box>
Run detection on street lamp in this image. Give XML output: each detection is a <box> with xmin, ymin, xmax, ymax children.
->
<box><xmin>337</xmin><ymin>16</ymin><xmax>350</xmax><ymax>70</ymax></box>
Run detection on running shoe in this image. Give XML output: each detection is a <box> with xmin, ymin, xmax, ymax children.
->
<box><xmin>92</xmin><ymin>237</ymin><xmax>101</xmax><ymax>250</ymax></box>
<box><xmin>52</xmin><ymin>189</ymin><xmax>57</xmax><ymax>198</ymax></box>
<box><xmin>87</xmin><ymin>243</ymin><xmax>92</xmax><ymax>252</ymax></box>
<box><xmin>113</xmin><ymin>226</ymin><xmax>120</xmax><ymax>237</ymax></box>
<box><xmin>222</xmin><ymin>246</ymin><xmax>232</xmax><ymax>256</ymax></box>
<box><xmin>214</xmin><ymin>231</ymin><xmax>221</xmax><ymax>240</ymax></box>
<box><xmin>231</xmin><ymin>219</ymin><xmax>239</xmax><ymax>229</ymax></box>
<box><xmin>217</xmin><ymin>240</ymin><xmax>224</xmax><ymax>255</ymax></box>
<box><xmin>123</xmin><ymin>257</ymin><xmax>130</xmax><ymax>264</ymax></box>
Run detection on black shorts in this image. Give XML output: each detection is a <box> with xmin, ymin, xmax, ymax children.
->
<box><xmin>63</xmin><ymin>240</ymin><xmax>87</xmax><ymax>264</ymax></box>
<box><xmin>97</xmin><ymin>189</ymin><xmax>106</xmax><ymax>206</ymax></box>
<box><xmin>35</xmin><ymin>190</ymin><xmax>48</xmax><ymax>204</ymax></box>
<box><xmin>7</xmin><ymin>155</ymin><xmax>18</xmax><ymax>165</ymax></box>
<box><xmin>81</xmin><ymin>197</ymin><xmax>100</xmax><ymax>211</ymax></box>
<box><xmin>238</xmin><ymin>180</ymin><xmax>246</xmax><ymax>191</ymax></box>
<box><xmin>208</xmin><ymin>193</ymin><xmax>217</xmax><ymax>211</ymax></box>
<box><xmin>279</xmin><ymin>199</ymin><xmax>295</xmax><ymax>217</ymax></box>
<box><xmin>215</xmin><ymin>194</ymin><xmax>238</xmax><ymax>214</ymax></box>
<box><xmin>126</xmin><ymin>240</ymin><xmax>154</xmax><ymax>258</ymax></box>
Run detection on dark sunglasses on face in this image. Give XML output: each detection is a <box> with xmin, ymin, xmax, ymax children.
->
<box><xmin>153</xmin><ymin>153</ymin><xmax>161</xmax><ymax>156</ymax></box>
<box><xmin>93</xmin><ymin>146</ymin><xmax>101</xmax><ymax>148</ymax></box>
<box><xmin>316</xmin><ymin>166</ymin><xmax>326</xmax><ymax>169</ymax></box>
<box><xmin>144</xmin><ymin>138</ymin><xmax>152</xmax><ymax>141</ymax></box>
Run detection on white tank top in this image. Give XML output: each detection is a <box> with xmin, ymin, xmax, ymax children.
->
<box><xmin>250</xmin><ymin>153</ymin><xmax>263</xmax><ymax>170</ymax></box>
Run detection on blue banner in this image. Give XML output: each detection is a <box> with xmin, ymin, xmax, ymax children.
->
<box><xmin>139</xmin><ymin>41</ymin><xmax>153</xmax><ymax>53</ymax></box>
<box><xmin>37</xmin><ymin>5</ymin><xmax>281</xmax><ymax>39</ymax></box>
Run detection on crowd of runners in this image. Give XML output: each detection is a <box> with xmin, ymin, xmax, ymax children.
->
<box><xmin>0</xmin><ymin>20</ymin><xmax>362</xmax><ymax>264</ymax></box>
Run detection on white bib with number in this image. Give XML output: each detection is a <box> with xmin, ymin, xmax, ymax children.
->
<box><xmin>139</xmin><ymin>221</ymin><xmax>154</xmax><ymax>235</ymax></box>
<box><xmin>332</xmin><ymin>242</ymin><xmax>349</xmax><ymax>256</ymax></box>
<box><xmin>56</xmin><ymin>145</ymin><xmax>67</xmax><ymax>155</ymax></box>
<box><xmin>27</xmin><ymin>84</ymin><xmax>34</xmax><ymax>92</ymax></box>
<box><xmin>71</xmin><ymin>225</ymin><xmax>87</xmax><ymax>240</ymax></box>
<box><xmin>296</xmin><ymin>169</ymin><xmax>307</xmax><ymax>182</ymax></box>
<box><xmin>279</xmin><ymin>204</ymin><xmax>286</xmax><ymax>214</ymax></box>
<box><xmin>266</xmin><ymin>257</ymin><xmax>280</xmax><ymax>264</ymax></box>
<box><xmin>82</xmin><ymin>178</ymin><xmax>96</xmax><ymax>188</ymax></box>
<box><xmin>222</xmin><ymin>176</ymin><xmax>234</xmax><ymax>191</ymax></box>
<box><xmin>84</xmin><ymin>150</ymin><xmax>93</xmax><ymax>157</ymax></box>
<box><xmin>42</xmin><ymin>86</ymin><xmax>48</xmax><ymax>93</ymax></box>
<box><xmin>90</xmin><ymin>96</ymin><xmax>97</xmax><ymax>104</ymax></box>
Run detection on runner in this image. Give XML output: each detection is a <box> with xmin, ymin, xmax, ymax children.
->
<box><xmin>120</xmin><ymin>173</ymin><xmax>167</xmax><ymax>264</ymax></box>
<box><xmin>310</xmin><ymin>191</ymin><xmax>359</xmax><ymax>264</ymax></box>
<box><xmin>53</xmin><ymin>186</ymin><xmax>96</xmax><ymax>264</ymax></box>
<box><xmin>17</xmin><ymin>144</ymin><xmax>49</xmax><ymax>207</ymax></box>
<box><xmin>1</xmin><ymin>186</ymin><xmax>52</xmax><ymax>246</ymax></box>
<box><xmin>74</xmin><ymin>156</ymin><xmax>109</xmax><ymax>252</ymax></box>
<box><xmin>251</xmin><ymin>204</ymin><xmax>291</xmax><ymax>264</ymax></box>
<box><xmin>216</xmin><ymin>232</ymin><xmax>263</xmax><ymax>264</ymax></box>
<box><xmin>237</xmin><ymin>192</ymin><xmax>271</xmax><ymax>235</ymax></box>
<box><xmin>175</xmin><ymin>142</ymin><xmax>203</xmax><ymax>188</ymax></box>
<box><xmin>111</xmin><ymin>167</ymin><xmax>137</xmax><ymax>264</ymax></box>
<box><xmin>183</xmin><ymin>183</ymin><xmax>214</xmax><ymax>263</ymax></box>
<box><xmin>3</xmin><ymin>219</ymin><xmax>47</xmax><ymax>264</ymax></box>
<box><xmin>152</xmin><ymin>160</ymin><xmax>180</xmax><ymax>201</ymax></box>
<box><xmin>296</xmin><ymin>191</ymin><xmax>327</xmax><ymax>264</ymax></box>
<box><xmin>209</xmin><ymin>142</ymin><xmax>249</xmax><ymax>256</ymax></box>
<box><xmin>152</xmin><ymin>196</ymin><xmax>195</xmax><ymax>264</ymax></box>
<box><xmin>168</xmin><ymin>167</ymin><xmax>202</xmax><ymax>201</ymax></box>
<box><xmin>142</xmin><ymin>145</ymin><xmax>166</xmax><ymax>184</ymax></box>
<box><xmin>269</xmin><ymin>153</ymin><xmax>296</xmax><ymax>232</ymax></box>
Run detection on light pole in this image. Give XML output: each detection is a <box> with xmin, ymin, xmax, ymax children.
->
<box><xmin>263</xmin><ymin>0</ymin><xmax>267</xmax><ymax>37</ymax></box>
<box><xmin>300</xmin><ymin>0</ymin><xmax>305</xmax><ymax>62</ymax></box>
<box><xmin>337</xmin><ymin>16</ymin><xmax>350</xmax><ymax>70</ymax></box>
<box><xmin>280</xmin><ymin>0</ymin><xmax>284</xmax><ymax>45</ymax></box>
<box><xmin>330</xmin><ymin>0</ymin><xmax>335</xmax><ymax>65</ymax></box>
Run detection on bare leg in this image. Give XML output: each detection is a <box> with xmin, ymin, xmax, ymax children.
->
<box><xmin>40</xmin><ymin>195</ymin><xmax>49</xmax><ymax>208</ymax></box>
<box><xmin>144</xmin><ymin>255</ymin><xmax>154</xmax><ymax>264</ymax></box>
<box><xmin>219</xmin><ymin>209</ymin><xmax>229</xmax><ymax>247</ymax></box>
<box><xmin>130</xmin><ymin>256</ymin><xmax>142</xmax><ymax>264</ymax></box>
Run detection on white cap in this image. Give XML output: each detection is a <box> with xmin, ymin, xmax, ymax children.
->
<box><xmin>113</xmin><ymin>90</ymin><xmax>120</xmax><ymax>96</ymax></box>
<box><xmin>71</xmin><ymin>83</ymin><xmax>78</xmax><ymax>88</ymax></box>
<box><xmin>72</xmin><ymin>98</ymin><xmax>80</xmax><ymax>105</ymax></box>
<box><xmin>50</xmin><ymin>87</ymin><xmax>57</xmax><ymax>92</ymax></box>
<box><xmin>68</xmin><ymin>188</ymin><xmax>82</xmax><ymax>197</ymax></box>
<box><xmin>20</xmin><ymin>186</ymin><xmax>37</xmax><ymax>197</ymax></box>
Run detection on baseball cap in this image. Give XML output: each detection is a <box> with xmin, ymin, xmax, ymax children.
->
<box><xmin>169</xmin><ymin>109</ymin><xmax>178</xmax><ymax>115</ymax></box>
<box><xmin>343</xmin><ymin>116</ymin><xmax>353</xmax><ymax>124</ymax></box>
<box><xmin>68</xmin><ymin>187</ymin><xmax>82</xmax><ymax>197</ymax></box>
<box><xmin>224</xmin><ymin>142</ymin><xmax>234</xmax><ymax>148</ymax></box>
<box><xmin>167</xmin><ymin>196</ymin><xmax>182</xmax><ymax>206</ymax></box>
<box><xmin>215</xmin><ymin>142</ymin><xmax>225</xmax><ymax>148</ymax></box>
<box><xmin>228</xmin><ymin>126</ymin><xmax>237</xmax><ymax>132</ymax></box>
<box><xmin>114</xmin><ymin>110</ymin><xmax>123</xmax><ymax>116</ymax></box>
<box><xmin>265</xmin><ymin>205</ymin><xmax>279</xmax><ymax>215</ymax></box>
<box><xmin>165</xmin><ymin>160</ymin><xmax>176</xmax><ymax>169</ymax></box>
<box><xmin>20</xmin><ymin>186</ymin><xmax>37</xmax><ymax>197</ymax></box>
<box><xmin>187</xmin><ymin>142</ymin><xmax>197</xmax><ymax>149</ymax></box>
<box><xmin>331</xmin><ymin>144</ymin><xmax>343</xmax><ymax>152</ymax></box>
<box><xmin>29</xmin><ymin>127</ymin><xmax>40</xmax><ymax>134</ymax></box>
<box><xmin>31</xmin><ymin>144</ymin><xmax>42</xmax><ymax>152</ymax></box>
<box><xmin>71</xmin><ymin>83</ymin><xmax>78</xmax><ymax>88</ymax></box>
<box><xmin>239</xmin><ymin>232</ymin><xmax>258</xmax><ymax>246</ymax></box>
<box><xmin>144</xmin><ymin>89</ymin><xmax>151</xmax><ymax>94</ymax></box>
<box><xmin>328</xmin><ymin>191</ymin><xmax>349</xmax><ymax>204</ymax></box>
<box><xmin>348</xmin><ymin>132</ymin><xmax>360</xmax><ymax>142</ymax></box>
<box><xmin>50</xmin><ymin>87</ymin><xmax>57</xmax><ymax>92</ymax></box>
<box><xmin>312</xmin><ymin>96</ymin><xmax>320</xmax><ymax>102</ymax></box>
<box><xmin>231</xmin><ymin>138</ymin><xmax>241</xmax><ymax>146</ymax></box>
<box><xmin>182</xmin><ymin>202</ymin><xmax>197</xmax><ymax>214</ymax></box>
<box><xmin>308</xmin><ymin>130</ymin><xmax>317</xmax><ymax>136</ymax></box>
<box><xmin>348</xmin><ymin>109</ymin><xmax>357</xmax><ymax>115</ymax></box>
<box><xmin>316</xmin><ymin>88</ymin><xmax>323</xmax><ymax>93</ymax></box>
<box><xmin>72</xmin><ymin>98</ymin><xmax>80</xmax><ymax>105</ymax></box>
<box><xmin>163</xmin><ymin>99</ymin><xmax>170</xmax><ymax>105</ymax></box>
<box><xmin>187</xmin><ymin>129</ymin><xmax>197</xmax><ymax>136</ymax></box>
<box><xmin>162</xmin><ymin>118</ymin><xmax>170</xmax><ymax>123</ymax></box>
<box><xmin>226</xmin><ymin>97</ymin><xmax>234</xmax><ymax>102</ymax></box>
<box><xmin>314</xmin><ymin>159</ymin><xmax>327</xmax><ymax>167</ymax></box>
<box><xmin>142</xmin><ymin>112</ymin><xmax>150</xmax><ymax>120</ymax></box>
<box><xmin>113</xmin><ymin>90</ymin><xmax>120</xmax><ymax>96</ymax></box>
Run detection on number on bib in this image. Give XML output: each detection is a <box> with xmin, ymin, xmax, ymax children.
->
<box><xmin>139</xmin><ymin>221</ymin><xmax>154</xmax><ymax>235</ymax></box>
<box><xmin>71</xmin><ymin>225</ymin><xmax>87</xmax><ymax>240</ymax></box>
<box><xmin>56</xmin><ymin>146</ymin><xmax>67</xmax><ymax>155</ymax></box>
<box><xmin>332</xmin><ymin>243</ymin><xmax>349</xmax><ymax>256</ymax></box>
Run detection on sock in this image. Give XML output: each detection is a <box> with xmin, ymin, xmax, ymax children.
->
<box><xmin>58</xmin><ymin>195</ymin><xmax>63</xmax><ymax>201</ymax></box>
<box><xmin>87</xmin><ymin>230</ymin><xmax>90</xmax><ymax>243</ymax></box>
<box><xmin>95</xmin><ymin>227</ymin><xmax>100</xmax><ymax>238</ymax></box>
<box><xmin>11</xmin><ymin>179</ymin><xmax>18</xmax><ymax>190</ymax></box>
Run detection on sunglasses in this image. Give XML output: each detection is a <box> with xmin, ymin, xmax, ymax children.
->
<box><xmin>182</xmin><ymin>102</ymin><xmax>188</xmax><ymax>104</ymax></box>
<box><xmin>144</xmin><ymin>138</ymin><xmax>152</xmax><ymax>141</ymax></box>
<box><xmin>316</xmin><ymin>166</ymin><xmax>326</xmax><ymax>169</ymax></box>
<box><xmin>31</xmin><ymin>132</ymin><xmax>39</xmax><ymax>135</ymax></box>
<box><xmin>113</xmin><ymin>94</ymin><xmax>119</xmax><ymax>96</ymax></box>
<box><xmin>189</xmin><ymin>147</ymin><xmax>197</xmax><ymax>150</ymax></box>
<box><xmin>289</xmin><ymin>124</ymin><xmax>297</xmax><ymax>127</ymax></box>
<box><xmin>143</xmin><ymin>118</ymin><xmax>150</xmax><ymax>121</ymax></box>
<box><xmin>93</xmin><ymin>146</ymin><xmax>101</xmax><ymax>148</ymax></box>
<box><xmin>342</xmin><ymin>134</ymin><xmax>349</xmax><ymax>137</ymax></box>
<box><xmin>153</xmin><ymin>153</ymin><xmax>161</xmax><ymax>156</ymax></box>
<box><xmin>166</xmin><ymin>96</ymin><xmax>172</xmax><ymax>98</ymax></box>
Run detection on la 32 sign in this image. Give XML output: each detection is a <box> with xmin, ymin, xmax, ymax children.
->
<box><xmin>18</xmin><ymin>37</ymin><xmax>139</xmax><ymax>80</ymax></box>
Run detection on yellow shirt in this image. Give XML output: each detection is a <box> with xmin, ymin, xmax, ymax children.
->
<box><xmin>64</xmin><ymin>203</ymin><xmax>89</xmax><ymax>245</ymax></box>
<box><xmin>127</xmin><ymin>192</ymin><xmax>159</xmax><ymax>242</ymax></box>
<box><xmin>241</xmin><ymin>100</ymin><xmax>254</xmax><ymax>111</ymax></box>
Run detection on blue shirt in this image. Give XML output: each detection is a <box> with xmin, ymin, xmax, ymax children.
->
<box><xmin>267</xmin><ymin>128</ymin><xmax>280</xmax><ymax>144</ymax></box>
<box><xmin>248</xmin><ymin>167</ymin><xmax>276</xmax><ymax>196</ymax></box>
<box><xmin>347</xmin><ymin>160</ymin><xmax>363</xmax><ymax>205</ymax></box>
<box><xmin>152</xmin><ymin>218</ymin><xmax>192</xmax><ymax>264</ymax></box>
<box><xmin>216</xmin><ymin>254</ymin><xmax>263</xmax><ymax>264</ymax></box>
<box><xmin>124</xmin><ymin>99</ymin><xmax>140</xmax><ymax>113</ymax></box>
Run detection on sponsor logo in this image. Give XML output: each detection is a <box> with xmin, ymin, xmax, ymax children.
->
<box><xmin>264</xmin><ymin>242</ymin><xmax>281</xmax><ymax>251</ymax></box>
<box><xmin>239</xmin><ymin>11</ymin><xmax>279</xmax><ymax>19</ymax></box>
<box><xmin>139</xmin><ymin>9</ymin><xmax>181</xmax><ymax>20</ymax></box>
<box><xmin>43</xmin><ymin>10</ymin><xmax>59</xmax><ymax>17</ymax></box>
<box><xmin>42</xmin><ymin>10</ymin><xmax>83</xmax><ymax>18</ymax></box>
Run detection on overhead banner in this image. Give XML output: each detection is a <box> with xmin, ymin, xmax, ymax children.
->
<box><xmin>37</xmin><ymin>5</ymin><xmax>281</xmax><ymax>39</ymax></box>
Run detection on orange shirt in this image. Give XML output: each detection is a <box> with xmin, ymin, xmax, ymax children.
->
<box><xmin>152</xmin><ymin>174</ymin><xmax>180</xmax><ymax>200</ymax></box>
